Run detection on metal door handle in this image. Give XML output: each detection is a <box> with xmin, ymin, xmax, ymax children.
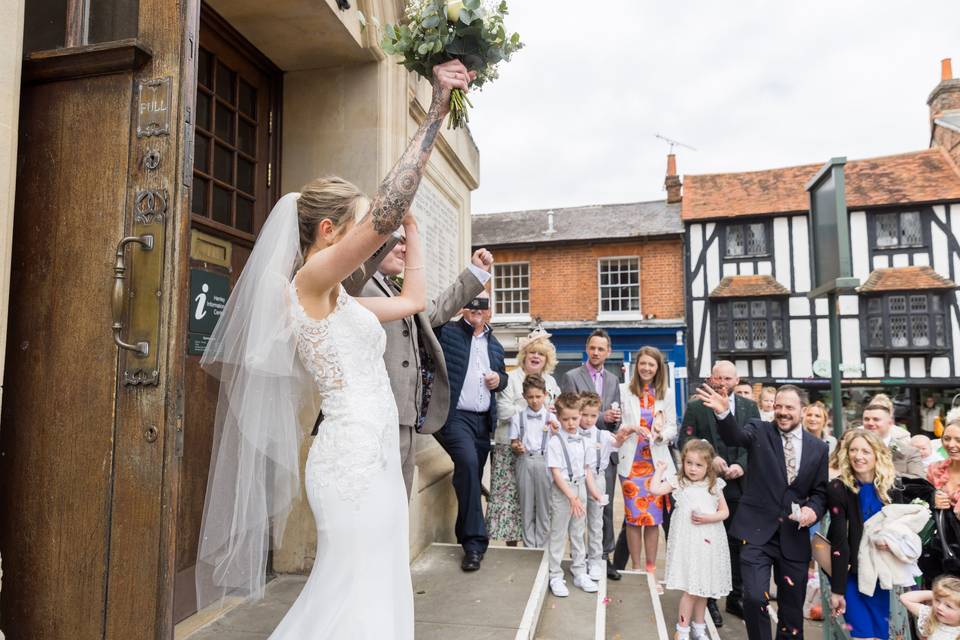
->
<box><xmin>112</xmin><ymin>234</ymin><xmax>154</xmax><ymax>356</ymax></box>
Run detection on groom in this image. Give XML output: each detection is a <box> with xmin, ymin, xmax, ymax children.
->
<box><xmin>344</xmin><ymin>231</ymin><xmax>493</xmax><ymax>497</ymax></box>
<box><xmin>695</xmin><ymin>383</ymin><xmax>828</xmax><ymax>640</ymax></box>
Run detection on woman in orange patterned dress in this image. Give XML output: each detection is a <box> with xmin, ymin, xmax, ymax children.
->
<box><xmin>616</xmin><ymin>346</ymin><xmax>677</xmax><ymax>580</ymax></box>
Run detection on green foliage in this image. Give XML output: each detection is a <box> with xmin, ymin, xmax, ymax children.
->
<box><xmin>381</xmin><ymin>0</ymin><xmax>524</xmax><ymax>90</ymax></box>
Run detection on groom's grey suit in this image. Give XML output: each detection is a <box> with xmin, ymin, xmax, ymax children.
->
<box><xmin>345</xmin><ymin>269</ymin><xmax>485</xmax><ymax>497</ymax></box>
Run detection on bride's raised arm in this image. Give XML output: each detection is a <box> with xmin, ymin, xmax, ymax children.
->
<box><xmin>295</xmin><ymin>59</ymin><xmax>475</xmax><ymax>300</ymax></box>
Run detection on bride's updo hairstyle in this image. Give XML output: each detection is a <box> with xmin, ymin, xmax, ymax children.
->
<box><xmin>297</xmin><ymin>176</ymin><xmax>370</xmax><ymax>256</ymax></box>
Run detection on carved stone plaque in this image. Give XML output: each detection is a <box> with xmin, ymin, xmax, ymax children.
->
<box><xmin>413</xmin><ymin>180</ymin><xmax>461</xmax><ymax>300</ymax></box>
<box><xmin>137</xmin><ymin>77</ymin><xmax>172</xmax><ymax>137</ymax></box>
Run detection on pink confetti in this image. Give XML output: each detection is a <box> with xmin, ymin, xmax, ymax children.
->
<box><xmin>603</xmin><ymin>597</ymin><xmax>611</xmax><ymax>605</ymax></box>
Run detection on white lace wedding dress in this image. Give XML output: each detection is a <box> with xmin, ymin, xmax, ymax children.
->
<box><xmin>268</xmin><ymin>283</ymin><xmax>414</xmax><ymax>639</ymax></box>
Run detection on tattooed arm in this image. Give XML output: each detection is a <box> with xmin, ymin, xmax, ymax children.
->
<box><xmin>294</xmin><ymin>60</ymin><xmax>475</xmax><ymax>314</ymax></box>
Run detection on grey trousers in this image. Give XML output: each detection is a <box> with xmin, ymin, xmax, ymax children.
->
<box><xmin>399</xmin><ymin>424</ymin><xmax>416</xmax><ymax>499</ymax></box>
<box><xmin>548</xmin><ymin>478</ymin><xmax>587</xmax><ymax>581</ymax></box>
<box><xmin>585</xmin><ymin>472</ymin><xmax>606</xmax><ymax>566</ymax></box>
<box><xmin>516</xmin><ymin>453</ymin><xmax>551</xmax><ymax>548</ymax></box>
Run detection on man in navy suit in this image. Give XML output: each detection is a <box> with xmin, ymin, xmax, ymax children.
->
<box><xmin>694</xmin><ymin>383</ymin><xmax>828</xmax><ymax>640</ymax></box>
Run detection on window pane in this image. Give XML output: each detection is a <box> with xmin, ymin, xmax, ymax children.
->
<box><xmin>770</xmin><ymin>300</ymin><xmax>781</xmax><ymax>316</ymax></box>
<box><xmin>717</xmin><ymin>321</ymin><xmax>729</xmax><ymax>350</ymax></box>
<box><xmin>733</xmin><ymin>320</ymin><xmax>749</xmax><ymax>349</ymax></box>
<box><xmin>237</xmin><ymin>157</ymin><xmax>255</xmax><ymax>195</ymax></box>
<box><xmin>890</xmin><ymin>316</ymin><xmax>908</xmax><ymax>348</ymax></box>
<box><xmin>726</xmin><ymin>226</ymin><xmax>745</xmax><ymax>257</ymax></box>
<box><xmin>867</xmin><ymin>298</ymin><xmax>882</xmax><ymax>315</ymax></box>
<box><xmin>752</xmin><ymin>320</ymin><xmax>768</xmax><ymax>349</ymax></box>
<box><xmin>192</xmin><ymin>177</ymin><xmax>208</xmax><ymax>216</ymax></box>
<box><xmin>888</xmin><ymin>296</ymin><xmax>907</xmax><ymax>313</ymax></box>
<box><xmin>876</xmin><ymin>213</ymin><xmax>898</xmax><ymax>248</ymax></box>
<box><xmin>238</xmin><ymin>119</ymin><xmax>256</xmax><ymax>156</ymax></box>
<box><xmin>909</xmin><ymin>295</ymin><xmax>928</xmax><ymax>313</ymax></box>
<box><xmin>598</xmin><ymin>259</ymin><xmax>639</xmax><ymax>314</ymax></box>
<box><xmin>216</xmin><ymin>62</ymin><xmax>236</xmax><ymax>104</ymax></box>
<box><xmin>196</xmin><ymin>91</ymin><xmax>211</xmax><ymax>132</ymax></box>
<box><xmin>215</xmin><ymin>103</ymin><xmax>235</xmax><ymax>144</ymax></box>
<box><xmin>214</xmin><ymin>144</ymin><xmax>233</xmax><ymax>183</ymax></box>
<box><xmin>771</xmin><ymin>319</ymin><xmax>784</xmax><ymax>349</ymax></box>
<box><xmin>746</xmin><ymin>223</ymin><xmax>766</xmax><ymax>254</ymax></box>
<box><xmin>932</xmin><ymin>295</ymin><xmax>943</xmax><ymax>312</ymax></box>
<box><xmin>493</xmin><ymin>264</ymin><xmax>530</xmax><ymax>315</ymax></box>
<box><xmin>900</xmin><ymin>211</ymin><xmax>922</xmax><ymax>246</ymax></box>
<box><xmin>732</xmin><ymin>302</ymin><xmax>749</xmax><ymax>318</ymax></box>
<box><xmin>212</xmin><ymin>185</ymin><xmax>232</xmax><ymax>225</ymax></box>
<box><xmin>911</xmin><ymin>315</ymin><xmax>930</xmax><ymax>347</ymax></box>
<box><xmin>935</xmin><ymin>314</ymin><xmax>947</xmax><ymax>347</ymax></box>
<box><xmin>236</xmin><ymin>197</ymin><xmax>254</xmax><ymax>234</ymax></box>
<box><xmin>868</xmin><ymin>317</ymin><xmax>884</xmax><ymax>348</ymax></box>
<box><xmin>88</xmin><ymin>0</ymin><xmax>138</xmax><ymax>44</ymax></box>
<box><xmin>198</xmin><ymin>48</ymin><xmax>213</xmax><ymax>88</ymax></box>
<box><xmin>750</xmin><ymin>301</ymin><xmax>767</xmax><ymax>318</ymax></box>
<box><xmin>717</xmin><ymin>304</ymin><xmax>729</xmax><ymax>319</ymax></box>
<box><xmin>194</xmin><ymin>134</ymin><xmax>210</xmax><ymax>174</ymax></box>
<box><xmin>239</xmin><ymin>80</ymin><xmax>257</xmax><ymax>119</ymax></box>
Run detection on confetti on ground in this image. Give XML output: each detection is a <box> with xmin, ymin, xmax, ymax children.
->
<box><xmin>602</xmin><ymin>596</ymin><xmax>611</xmax><ymax>605</ymax></box>
<box><xmin>704</xmin><ymin>539</ymin><xmax>711</xmax><ymax>544</ymax></box>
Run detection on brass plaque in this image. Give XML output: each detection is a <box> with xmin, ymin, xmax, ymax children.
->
<box><xmin>137</xmin><ymin>77</ymin><xmax>172</xmax><ymax>137</ymax></box>
<box><xmin>190</xmin><ymin>230</ymin><xmax>232</xmax><ymax>268</ymax></box>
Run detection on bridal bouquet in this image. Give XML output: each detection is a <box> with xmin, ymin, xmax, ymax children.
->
<box><xmin>381</xmin><ymin>0</ymin><xmax>523</xmax><ymax>129</ymax></box>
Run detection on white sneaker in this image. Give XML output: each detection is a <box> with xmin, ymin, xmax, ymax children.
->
<box><xmin>573</xmin><ymin>574</ymin><xmax>599</xmax><ymax>593</ymax></box>
<box><xmin>587</xmin><ymin>562</ymin><xmax>604</xmax><ymax>582</ymax></box>
<box><xmin>549</xmin><ymin>577</ymin><xmax>569</xmax><ymax>597</ymax></box>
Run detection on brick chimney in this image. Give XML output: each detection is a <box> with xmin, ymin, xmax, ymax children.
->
<box><xmin>665</xmin><ymin>153</ymin><xmax>682</xmax><ymax>203</ymax></box>
<box><xmin>928</xmin><ymin>58</ymin><xmax>960</xmax><ymax>164</ymax></box>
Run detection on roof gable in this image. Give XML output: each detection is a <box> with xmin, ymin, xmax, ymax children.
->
<box><xmin>682</xmin><ymin>148</ymin><xmax>960</xmax><ymax>221</ymax></box>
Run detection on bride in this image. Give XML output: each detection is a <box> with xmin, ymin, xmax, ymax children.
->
<box><xmin>196</xmin><ymin>59</ymin><xmax>476</xmax><ymax>638</ymax></box>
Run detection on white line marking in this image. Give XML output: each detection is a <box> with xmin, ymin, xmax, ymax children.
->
<box><xmin>645</xmin><ymin>571</ymin><xmax>670</xmax><ymax>640</ymax></box>
<box><xmin>516</xmin><ymin>550</ymin><xmax>550</xmax><ymax>640</ymax></box>
<box><xmin>594</xmin><ymin>570</ymin><xmax>607</xmax><ymax>640</ymax></box>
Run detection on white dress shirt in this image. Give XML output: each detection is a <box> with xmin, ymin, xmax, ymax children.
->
<box><xmin>456</xmin><ymin>325</ymin><xmax>492</xmax><ymax>413</ymax></box>
<box><xmin>508</xmin><ymin>406</ymin><xmax>554</xmax><ymax>454</ymax></box>
<box><xmin>579</xmin><ymin>425</ymin><xmax>616</xmax><ymax>474</ymax></box>
<box><xmin>547</xmin><ymin>430</ymin><xmax>593</xmax><ymax>481</ymax></box>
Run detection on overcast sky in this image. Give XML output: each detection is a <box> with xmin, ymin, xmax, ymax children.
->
<box><xmin>467</xmin><ymin>1</ymin><xmax>960</xmax><ymax>214</ymax></box>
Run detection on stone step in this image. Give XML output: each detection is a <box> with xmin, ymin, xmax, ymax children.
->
<box><xmin>413</xmin><ymin>543</ymin><xmax>549</xmax><ymax>640</ymax></box>
<box><xmin>605</xmin><ymin>570</ymin><xmax>669</xmax><ymax>640</ymax></box>
<box><xmin>533</xmin><ymin>561</ymin><xmax>603</xmax><ymax>640</ymax></box>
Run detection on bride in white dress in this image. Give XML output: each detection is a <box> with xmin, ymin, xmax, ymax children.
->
<box><xmin>196</xmin><ymin>60</ymin><xmax>476</xmax><ymax>639</ymax></box>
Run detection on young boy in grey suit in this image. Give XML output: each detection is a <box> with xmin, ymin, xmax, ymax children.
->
<box><xmin>509</xmin><ymin>374</ymin><xmax>557</xmax><ymax>548</ymax></box>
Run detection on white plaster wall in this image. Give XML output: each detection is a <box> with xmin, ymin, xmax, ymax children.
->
<box><xmin>932</xmin><ymin>222</ymin><xmax>949</xmax><ymax>277</ymax></box>
<box><xmin>816</xmin><ymin>318</ymin><xmax>829</xmax><ymax>362</ymax></box>
<box><xmin>873</xmin><ymin>255</ymin><xmax>890</xmax><ymax>269</ymax></box>
<box><xmin>840</xmin><ymin>318</ymin><xmax>862</xmax><ymax>378</ymax></box>
<box><xmin>690</xmin><ymin>224</ymin><xmax>704</xmax><ymax>297</ymax></box>
<box><xmin>739</xmin><ymin>262</ymin><xmax>754</xmax><ymax>275</ymax></box>
<box><xmin>752</xmin><ymin>360</ymin><xmax>767</xmax><ymax>378</ymax></box>
<box><xmin>849</xmin><ymin>211</ymin><xmax>869</xmax><ymax>282</ymax></box>
<box><xmin>705</xmin><ymin>225</ymin><xmax>719</xmax><ymax>294</ymax></box>
<box><xmin>790</xmin><ymin>319</ymin><xmax>813</xmax><ymax>377</ymax></box>
<box><xmin>791</xmin><ymin>216</ymin><xmax>811</xmax><ymax>292</ymax></box>
<box><xmin>757</xmin><ymin>260</ymin><xmax>772</xmax><ymax>275</ymax></box>
<box><xmin>774</xmin><ymin>217</ymin><xmax>791</xmax><ymax>290</ymax></box>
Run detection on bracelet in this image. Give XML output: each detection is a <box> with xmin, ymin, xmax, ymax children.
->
<box><xmin>404</xmin><ymin>265</ymin><xmax>425</xmax><ymax>271</ymax></box>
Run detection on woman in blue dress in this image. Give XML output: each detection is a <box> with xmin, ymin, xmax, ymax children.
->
<box><xmin>826</xmin><ymin>428</ymin><xmax>899</xmax><ymax>640</ymax></box>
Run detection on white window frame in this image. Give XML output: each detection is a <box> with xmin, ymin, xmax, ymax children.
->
<box><xmin>491</xmin><ymin>262</ymin><xmax>531</xmax><ymax>323</ymax></box>
<box><xmin>597</xmin><ymin>256</ymin><xmax>642</xmax><ymax>321</ymax></box>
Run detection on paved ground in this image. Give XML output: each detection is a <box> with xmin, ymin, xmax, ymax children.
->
<box><xmin>534</xmin><ymin>560</ymin><xmax>599</xmax><ymax>640</ymax></box>
<box><xmin>183</xmin><ymin>576</ymin><xmax>306</xmax><ymax>640</ymax></box>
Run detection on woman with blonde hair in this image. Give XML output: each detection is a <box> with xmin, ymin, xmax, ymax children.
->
<box><xmin>616</xmin><ymin>346</ymin><xmax>677</xmax><ymax>581</ymax></box>
<box><xmin>803</xmin><ymin>401</ymin><xmax>838</xmax><ymax>455</ymax></box>
<box><xmin>825</xmin><ymin>429</ymin><xmax>900</xmax><ymax>640</ymax></box>
<box><xmin>197</xmin><ymin>60</ymin><xmax>475</xmax><ymax>638</ymax></box>
<box><xmin>488</xmin><ymin>330</ymin><xmax>561</xmax><ymax>545</ymax></box>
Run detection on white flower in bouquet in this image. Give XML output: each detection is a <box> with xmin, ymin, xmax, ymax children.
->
<box><xmin>382</xmin><ymin>0</ymin><xmax>523</xmax><ymax>129</ymax></box>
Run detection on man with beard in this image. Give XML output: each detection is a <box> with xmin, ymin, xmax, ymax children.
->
<box><xmin>679</xmin><ymin>360</ymin><xmax>759</xmax><ymax>625</ymax></box>
<box><xmin>695</xmin><ymin>384</ymin><xmax>829</xmax><ymax>640</ymax></box>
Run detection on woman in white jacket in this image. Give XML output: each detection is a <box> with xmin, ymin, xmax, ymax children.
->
<box><xmin>616</xmin><ymin>346</ymin><xmax>677</xmax><ymax>579</ymax></box>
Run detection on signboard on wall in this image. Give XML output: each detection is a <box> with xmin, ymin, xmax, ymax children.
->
<box><xmin>187</xmin><ymin>269</ymin><xmax>230</xmax><ymax>355</ymax></box>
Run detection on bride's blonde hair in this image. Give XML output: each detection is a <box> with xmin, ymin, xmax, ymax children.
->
<box><xmin>297</xmin><ymin>177</ymin><xmax>370</xmax><ymax>257</ymax></box>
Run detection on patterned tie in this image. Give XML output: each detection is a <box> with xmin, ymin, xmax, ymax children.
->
<box><xmin>782</xmin><ymin>433</ymin><xmax>798</xmax><ymax>484</ymax></box>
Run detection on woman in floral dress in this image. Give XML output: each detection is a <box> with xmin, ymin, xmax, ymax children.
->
<box><xmin>616</xmin><ymin>346</ymin><xmax>677</xmax><ymax>583</ymax></box>
<box><xmin>487</xmin><ymin>330</ymin><xmax>561</xmax><ymax>544</ymax></box>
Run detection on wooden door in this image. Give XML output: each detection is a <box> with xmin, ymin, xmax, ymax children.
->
<box><xmin>1</xmin><ymin>0</ymin><xmax>195</xmax><ymax>637</ymax></box>
<box><xmin>173</xmin><ymin>6</ymin><xmax>281</xmax><ymax>622</ymax></box>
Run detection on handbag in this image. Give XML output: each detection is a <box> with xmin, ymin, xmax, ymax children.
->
<box><xmin>936</xmin><ymin>508</ymin><xmax>960</xmax><ymax>575</ymax></box>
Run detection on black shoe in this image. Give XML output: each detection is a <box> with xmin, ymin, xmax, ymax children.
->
<box><xmin>725</xmin><ymin>598</ymin><xmax>744</xmax><ymax>619</ymax></box>
<box><xmin>707</xmin><ymin>599</ymin><xmax>723</xmax><ymax>628</ymax></box>
<box><xmin>461</xmin><ymin>551</ymin><xmax>482</xmax><ymax>572</ymax></box>
<box><xmin>606</xmin><ymin>559</ymin><xmax>622</xmax><ymax>581</ymax></box>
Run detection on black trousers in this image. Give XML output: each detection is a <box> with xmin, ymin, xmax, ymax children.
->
<box><xmin>434</xmin><ymin>410</ymin><xmax>491</xmax><ymax>554</ymax></box>
<box><xmin>740</xmin><ymin>533</ymin><xmax>808</xmax><ymax>640</ymax></box>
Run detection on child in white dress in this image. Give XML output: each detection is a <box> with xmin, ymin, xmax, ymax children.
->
<box><xmin>901</xmin><ymin>575</ymin><xmax>960</xmax><ymax>640</ymax></box>
<box><xmin>650</xmin><ymin>439</ymin><xmax>731</xmax><ymax>640</ymax></box>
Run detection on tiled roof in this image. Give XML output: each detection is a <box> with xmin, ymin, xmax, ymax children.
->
<box><xmin>858</xmin><ymin>266</ymin><xmax>957</xmax><ymax>293</ymax></box>
<box><xmin>709</xmin><ymin>275</ymin><xmax>790</xmax><ymax>298</ymax></box>
<box><xmin>472</xmin><ymin>201</ymin><xmax>683</xmax><ymax>247</ymax></box>
<box><xmin>681</xmin><ymin>148</ymin><xmax>960</xmax><ymax>221</ymax></box>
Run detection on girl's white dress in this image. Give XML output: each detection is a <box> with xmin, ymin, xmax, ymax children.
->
<box><xmin>917</xmin><ymin>604</ymin><xmax>960</xmax><ymax>640</ymax></box>
<box><xmin>664</xmin><ymin>475</ymin><xmax>732</xmax><ymax>599</ymax></box>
